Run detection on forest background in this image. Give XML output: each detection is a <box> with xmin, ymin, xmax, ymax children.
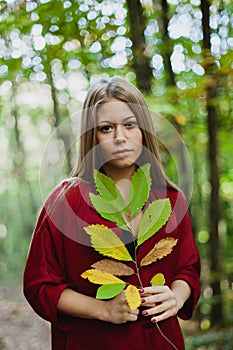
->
<box><xmin>0</xmin><ymin>0</ymin><xmax>232</xmax><ymax>349</ymax></box>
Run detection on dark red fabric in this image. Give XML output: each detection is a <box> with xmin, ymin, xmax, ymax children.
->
<box><xmin>24</xmin><ymin>180</ymin><xmax>200</xmax><ymax>350</ymax></box>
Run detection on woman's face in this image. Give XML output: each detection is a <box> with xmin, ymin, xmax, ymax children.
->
<box><xmin>96</xmin><ymin>98</ymin><xmax>143</xmax><ymax>170</ymax></box>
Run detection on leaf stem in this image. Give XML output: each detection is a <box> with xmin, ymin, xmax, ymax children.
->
<box><xmin>128</xmin><ymin>214</ymin><xmax>143</xmax><ymax>288</ymax></box>
<box><xmin>135</xmin><ymin>259</ymin><xmax>143</xmax><ymax>288</ymax></box>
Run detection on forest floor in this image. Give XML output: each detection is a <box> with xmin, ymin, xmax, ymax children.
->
<box><xmin>0</xmin><ymin>283</ymin><xmax>50</xmax><ymax>350</ymax></box>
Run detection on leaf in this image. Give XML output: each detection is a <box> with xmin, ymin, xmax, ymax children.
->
<box><xmin>96</xmin><ymin>283</ymin><xmax>126</xmax><ymax>299</ymax></box>
<box><xmin>94</xmin><ymin>170</ymin><xmax>118</xmax><ymax>201</ymax></box>
<box><xmin>137</xmin><ymin>199</ymin><xmax>172</xmax><ymax>246</ymax></box>
<box><xmin>92</xmin><ymin>259</ymin><xmax>134</xmax><ymax>276</ymax></box>
<box><xmin>81</xmin><ymin>269</ymin><xmax>125</xmax><ymax>285</ymax></box>
<box><xmin>94</xmin><ymin>170</ymin><xmax>127</xmax><ymax>213</ymax></box>
<box><xmin>140</xmin><ymin>237</ymin><xmax>178</xmax><ymax>267</ymax></box>
<box><xmin>150</xmin><ymin>273</ymin><xmax>166</xmax><ymax>286</ymax></box>
<box><xmin>125</xmin><ymin>285</ymin><xmax>141</xmax><ymax>310</ymax></box>
<box><xmin>84</xmin><ymin>224</ymin><xmax>133</xmax><ymax>261</ymax></box>
<box><xmin>90</xmin><ymin>193</ymin><xmax>129</xmax><ymax>231</ymax></box>
<box><xmin>129</xmin><ymin>164</ymin><xmax>152</xmax><ymax>216</ymax></box>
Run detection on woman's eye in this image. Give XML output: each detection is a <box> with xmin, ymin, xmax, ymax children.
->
<box><xmin>99</xmin><ymin>125</ymin><xmax>113</xmax><ymax>132</ymax></box>
<box><xmin>124</xmin><ymin>121</ymin><xmax>138</xmax><ymax>128</ymax></box>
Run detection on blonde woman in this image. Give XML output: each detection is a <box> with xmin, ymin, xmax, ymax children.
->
<box><xmin>24</xmin><ymin>77</ymin><xmax>200</xmax><ymax>350</ymax></box>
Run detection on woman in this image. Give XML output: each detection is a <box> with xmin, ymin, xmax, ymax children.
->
<box><xmin>24</xmin><ymin>77</ymin><xmax>200</xmax><ymax>349</ymax></box>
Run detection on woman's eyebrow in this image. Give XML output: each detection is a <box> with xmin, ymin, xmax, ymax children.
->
<box><xmin>97</xmin><ymin>116</ymin><xmax>136</xmax><ymax>125</ymax></box>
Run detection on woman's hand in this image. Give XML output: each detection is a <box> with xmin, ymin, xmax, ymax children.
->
<box><xmin>57</xmin><ymin>288</ymin><xmax>139</xmax><ymax>324</ymax></box>
<box><xmin>139</xmin><ymin>280</ymin><xmax>190</xmax><ymax>323</ymax></box>
<box><xmin>57</xmin><ymin>281</ymin><xmax>189</xmax><ymax>325</ymax></box>
<box><xmin>104</xmin><ymin>291</ymin><xmax>139</xmax><ymax>324</ymax></box>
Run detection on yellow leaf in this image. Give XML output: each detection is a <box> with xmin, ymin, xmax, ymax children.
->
<box><xmin>150</xmin><ymin>273</ymin><xmax>166</xmax><ymax>286</ymax></box>
<box><xmin>84</xmin><ymin>224</ymin><xmax>132</xmax><ymax>261</ymax></box>
<box><xmin>125</xmin><ymin>285</ymin><xmax>141</xmax><ymax>310</ymax></box>
<box><xmin>175</xmin><ymin>114</ymin><xmax>186</xmax><ymax>126</ymax></box>
<box><xmin>81</xmin><ymin>269</ymin><xmax>125</xmax><ymax>285</ymax></box>
<box><xmin>140</xmin><ymin>237</ymin><xmax>178</xmax><ymax>267</ymax></box>
<box><xmin>91</xmin><ymin>259</ymin><xmax>134</xmax><ymax>276</ymax></box>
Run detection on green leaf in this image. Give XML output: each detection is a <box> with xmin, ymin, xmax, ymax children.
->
<box><xmin>129</xmin><ymin>164</ymin><xmax>152</xmax><ymax>216</ymax></box>
<box><xmin>96</xmin><ymin>283</ymin><xmax>126</xmax><ymax>299</ymax></box>
<box><xmin>94</xmin><ymin>170</ymin><xmax>117</xmax><ymax>200</ymax></box>
<box><xmin>137</xmin><ymin>199</ymin><xmax>172</xmax><ymax>246</ymax></box>
<box><xmin>93</xmin><ymin>170</ymin><xmax>128</xmax><ymax>214</ymax></box>
<box><xmin>94</xmin><ymin>170</ymin><xmax>125</xmax><ymax>204</ymax></box>
<box><xmin>90</xmin><ymin>193</ymin><xmax>129</xmax><ymax>231</ymax></box>
<box><xmin>84</xmin><ymin>224</ymin><xmax>133</xmax><ymax>261</ymax></box>
<box><xmin>150</xmin><ymin>273</ymin><xmax>166</xmax><ymax>286</ymax></box>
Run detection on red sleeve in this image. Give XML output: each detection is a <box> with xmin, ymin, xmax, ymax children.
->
<box><xmin>23</xmin><ymin>183</ymin><xmax>75</xmax><ymax>331</ymax></box>
<box><xmin>171</xmin><ymin>193</ymin><xmax>200</xmax><ymax>320</ymax></box>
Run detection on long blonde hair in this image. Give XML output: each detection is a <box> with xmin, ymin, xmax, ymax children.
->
<box><xmin>73</xmin><ymin>76</ymin><xmax>173</xmax><ymax>189</ymax></box>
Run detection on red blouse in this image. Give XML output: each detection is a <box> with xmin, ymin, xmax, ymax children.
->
<box><xmin>24</xmin><ymin>180</ymin><xmax>200</xmax><ymax>350</ymax></box>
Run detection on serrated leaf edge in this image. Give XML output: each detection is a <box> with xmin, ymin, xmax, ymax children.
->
<box><xmin>91</xmin><ymin>259</ymin><xmax>134</xmax><ymax>276</ymax></box>
<box><xmin>137</xmin><ymin>198</ymin><xmax>172</xmax><ymax>246</ymax></box>
<box><xmin>140</xmin><ymin>237</ymin><xmax>178</xmax><ymax>267</ymax></box>
<box><xmin>129</xmin><ymin>164</ymin><xmax>151</xmax><ymax>216</ymax></box>
<box><xmin>150</xmin><ymin>273</ymin><xmax>166</xmax><ymax>286</ymax></box>
<box><xmin>125</xmin><ymin>284</ymin><xmax>141</xmax><ymax>310</ymax></box>
<box><xmin>81</xmin><ymin>268</ymin><xmax>125</xmax><ymax>285</ymax></box>
<box><xmin>84</xmin><ymin>224</ymin><xmax>133</xmax><ymax>261</ymax></box>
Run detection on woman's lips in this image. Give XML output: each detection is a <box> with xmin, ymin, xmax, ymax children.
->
<box><xmin>113</xmin><ymin>149</ymin><xmax>132</xmax><ymax>157</ymax></box>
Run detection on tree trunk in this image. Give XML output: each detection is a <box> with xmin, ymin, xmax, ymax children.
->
<box><xmin>47</xmin><ymin>67</ymin><xmax>73</xmax><ymax>175</ymax></box>
<box><xmin>126</xmin><ymin>0</ymin><xmax>153</xmax><ymax>93</ymax></box>
<box><xmin>156</xmin><ymin>0</ymin><xmax>175</xmax><ymax>86</ymax></box>
<box><xmin>201</xmin><ymin>0</ymin><xmax>223</xmax><ymax>324</ymax></box>
<box><xmin>11</xmin><ymin>83</ymin><xmax>37</xmax><ymax>235</ymax></box>
<box><xmin>153</xmin><ymin>0</ymin><xmax>191</xmax><ymax>200</ymax></box>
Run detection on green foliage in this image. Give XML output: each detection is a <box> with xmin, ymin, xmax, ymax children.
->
<box><xmin>137</xmin><ymin>199</ymin><xmax>172</xmax><ymax>246</ymax></box>
<box><xmin>90</xmin><ymin>164</ymin><xmax>154</xmax><ymax>230</ymax></box>
<box><xmin>94</xmin><ymin>170</ymin><xmax>125</xmax><ymax>205</ymax></box>
<box><xmin>96</xmin><ymin>283</ymin><xmax>126</xmax><ymax>300</ymax></box>
<box><xmin>82</xmin><ymin>166</ymin><xmax>172</xmax><ymax>305</ymax></box>
<box><xmin>129</xmin><ymin>164</ymin><xmax>151</xmax><ymax>216</ymax></box>
<box><xmin>89</xmin><ymin>194</ymin><xmax>129</xmax><ymax>230</ymax></box>
<box><xmin>185</xmin><ymin>327</ymin><xmax>233</xmax><ymax>350</ymax></box>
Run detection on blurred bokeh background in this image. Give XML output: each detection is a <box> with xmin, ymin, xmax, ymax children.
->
<box><xmin>0</xmin><ymin>0</ymin><xmax>232</xmax><ymax>348</ymax></box>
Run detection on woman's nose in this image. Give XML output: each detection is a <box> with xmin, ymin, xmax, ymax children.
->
<box><xmin>114</xmin><ymin>125</ymin><xmax>126</xmax><ymax>143</ymax></box>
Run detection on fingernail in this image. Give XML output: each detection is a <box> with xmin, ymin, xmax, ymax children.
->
<box><xmin>141</xmin><ymin>298</ymin><xmax>146</xmax><ymax>303</ymax></box>
<box><xmin>138</xmin><ymin>289</ymin><xmax>144</xmax><ymax>293</ymax></box>
<box><xmin>151</xmin><ymin>318</ymin><xmax>156</xmax><ymax>323</ymax></box>
<box><xmin>142</xmin><ymin>311</ymin><xmax>148</xmax><ymax>316</ymax></box>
